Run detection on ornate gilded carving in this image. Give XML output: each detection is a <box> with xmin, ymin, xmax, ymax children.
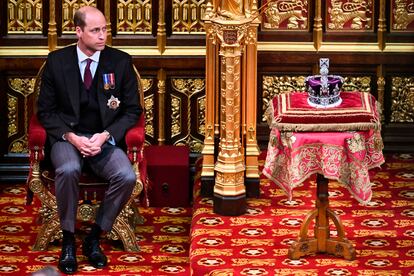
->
<box><xmin>141</xmin><ymin>78</ymin><xmax>154</xmax><ymax>138</ymax></box>
<box><xmin>391</xmin><ymin>0</ymin><xmax>414</xmax><ymax>31</ymax></box>
<box><xmin>171</xmin><ymin>78</ymin><xmax>205</xmax><ymax>152</ymax></box>
<box><xmin>342</xmin><ymin>76</ymin><xmax>371</xmax><ymax>93</ymax></box>
<box><xmin>198</xmin><ymin>96</ymin><xmax>206</xmax><ymax>136</ymax></box>
<box><xmin>141</xmin><ymin>78</ymin><xmax>153</xmax><ymax>92</ymax></box>
<box><xmin>327</xmin><ymin>0</ymin><xmax>373</xmax><ymax>31</ymax></box>
<box><xmin>8</xmin><ymin>77</ymin><xmax>36</xmax><ymax>96</ymax></box>
<box><xmin>172</xmin><ymin>0</ymin><xmax>206</xmax><ymax>33</ymax></box>
<box><xmin>144</xmin><ymin>95</ymin><xmax>154</xmax><ymax>138</ymax></box>
<box><xmin>171</xmin><ymin>95</ymin><xmax>182</xmax><ymax>137</ymax></box>
<box><xmin>62</xmin><ymin>0</ymin><xmax>97</xmax><ymax>33</ymax></box>
<box><xmin>117</xmin><ymin>0</ymin><xmax>152</xmax><ymax>33</ymax></box>
<box><xmin>7</xmin><ymin>95</ymin><xmax>18</xmax><ymax>138</ymax></box>
<box><xmin>261</xmin><ymin>75</ymin><xmax>307</xmax><ymax>121</ymax></box>
<box><xmin>7</xmin><ymin>0</ymin><xmax>43</xmax><ymax>33</ymax></box>
<box><xmin>391</xmin><ymin>77</ymin><xmax>414</xmax><ymax>122</ymax></box>
<box><xmin>263</xmin><ymin>0</ymin><xmax>308</xmax><ymax>30</ymax></box>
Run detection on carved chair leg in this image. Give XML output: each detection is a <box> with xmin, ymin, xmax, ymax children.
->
<box><xmin>32</xmin><ymin>212</ymin><xmax>61</xmax><ymax>251</ymax></box>
<box><xmin>111</xmin><ymin>214</ymin><xmax>140</xmax><ymax>252</ymax></box>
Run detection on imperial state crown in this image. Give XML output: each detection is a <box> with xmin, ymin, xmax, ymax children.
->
<box><xmin>305</xmin><ymin>58</ymin><xmax>344</xmax><ymax>108</ymax></box>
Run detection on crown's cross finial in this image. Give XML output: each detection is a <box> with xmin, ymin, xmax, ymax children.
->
<box><xmin>320</xmin><ymin>58</ymin><xmax>330</xmax><ymax>97</ymax></box>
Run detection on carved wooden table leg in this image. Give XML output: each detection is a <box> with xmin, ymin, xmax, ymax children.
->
<box><xmin>288</xmin><ymin>174</ymin><xmax>356</xmax><ymax>260</ymax></box>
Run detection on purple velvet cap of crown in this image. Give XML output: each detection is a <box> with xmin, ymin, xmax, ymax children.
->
<box><xmin>305</xmin><ymin>75</ymin><xmax>344</xmax><ymax>96</ymax></box>
<box><xmin>305</xmin><ymin>75</ymin><xmax>344</xmax><ymax>107</ymax></box>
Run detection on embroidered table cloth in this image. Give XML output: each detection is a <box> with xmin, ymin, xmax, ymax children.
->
<box><xmin>263</xmin><ymin>92</ymin><xmax>385</xmax><ymax>204</ymax></box>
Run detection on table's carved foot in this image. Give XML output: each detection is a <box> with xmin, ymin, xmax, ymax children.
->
<box><xmin>288</xmin><ymin>174</ymin><xmax>356</xmax><ymax>260</ymax></box>
<box><xmin>288</xmin><ymin>207</ymin><xmax>356</xmax><ymax>260</ymax></box>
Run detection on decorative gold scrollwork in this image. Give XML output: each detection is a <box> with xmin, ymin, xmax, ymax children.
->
<box><xmin>342</xmin><ymin>76</ymin><xmax>371</xmax><ymax>93</ymax></box>
<box><xmin>391</xmin><ymin>77</ymin><xmax>414</xmax><ymax>122</ymax></box>
<box><xmin>78</xmin><ymin>204</ymin><xmax>96</xmax><ymax>221</ymax></box>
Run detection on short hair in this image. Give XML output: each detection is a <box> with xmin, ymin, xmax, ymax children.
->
<box><xmin>73</xmin><ymin>9</ymin><xmax>86</xmax><ymax>29</ymax></box>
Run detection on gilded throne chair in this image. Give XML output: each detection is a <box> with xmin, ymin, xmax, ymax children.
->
<box><xmin>27</xmin><ymin>62</ymin><xmax>147</xmax><ymax>252</ymax></box>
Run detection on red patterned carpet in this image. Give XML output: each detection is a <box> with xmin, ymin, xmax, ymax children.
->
<box><xmin>0</xmin><ymin>152</ymin><xmax>413</xmax><ymax>275</ymax></box>
<box><xmin>190</xmin><ymin>152</ymin><xmax>414</xmax><ymax>276</ymax></box>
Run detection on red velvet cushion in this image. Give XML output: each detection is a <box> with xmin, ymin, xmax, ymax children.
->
<box><xmin>266</xmin><ymin>91</ymin><xmax>381</xmax><ymax>132</ymax></box>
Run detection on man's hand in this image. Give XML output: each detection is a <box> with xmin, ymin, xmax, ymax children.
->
<box><xmin>64</xmin><ymin>131</ymin><xmax>109</xmax><ymax>157</ymax></box>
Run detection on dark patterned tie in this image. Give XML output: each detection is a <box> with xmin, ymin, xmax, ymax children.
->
<box><xmin>84</xmin><ymin>58</ymin><xmax>93</xmax><ymax>90</ymax></box>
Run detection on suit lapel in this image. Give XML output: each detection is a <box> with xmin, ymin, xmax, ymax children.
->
<box><xmin>63</xmin><ymin>46</ymin><xmax>81</xmax><ymax>119</ymax></box>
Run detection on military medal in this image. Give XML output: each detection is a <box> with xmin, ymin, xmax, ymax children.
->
<box><xmin>107</xmin><ymin>95</ymin><xmax>120</xmax><ymax>110</ymax></box>
<box><xmin>103</xmin><ymin>73</ymin><xmax>115</xmax><ymax>90</ymax></box>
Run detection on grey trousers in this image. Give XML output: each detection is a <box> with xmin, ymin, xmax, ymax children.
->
<box><xmin>50</xmin><ymin>141</ymin><xmax>136</xmax><ymax>233</ymax></box>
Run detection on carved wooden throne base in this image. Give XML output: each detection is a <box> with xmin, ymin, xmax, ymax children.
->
<box><xmin>29</xmin><ymin>169</ymin><xmax>142</xmax><ymax>252</ymax></box>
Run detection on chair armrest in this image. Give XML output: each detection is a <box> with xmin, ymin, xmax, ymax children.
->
<box><xmin>125</xmin><ymin>115</ymin><xmax>145</xmax><ymax>160</ymax></box>
<box><xmin>28</xmin><ymin>115</ymin><xmax>47</xmax><ymax>162</ymax></box>
<box><xmin>125</xmin><ymin>114</ymin><xmax>149</xmax><ymax>206</ymax></box>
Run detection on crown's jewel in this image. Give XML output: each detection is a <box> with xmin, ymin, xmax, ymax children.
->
<box><xmin>305</xmin><ymin>58</ymin><xmax>344</xmax><ymax>108</ymax></box>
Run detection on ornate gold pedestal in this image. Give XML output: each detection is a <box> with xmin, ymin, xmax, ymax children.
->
<box><xmin>289</xmin><ymin>174</ymin><xmax>356</xmax><ymax>260</ymax></box>
<box><xmin>201</xmin><ymin>2</ymin><xmax>260</xmax><ymax>215</ymax></box>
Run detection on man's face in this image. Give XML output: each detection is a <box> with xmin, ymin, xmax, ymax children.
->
<box><xmin>76</xmin><ymin>11</ymin><xmax>107</xmax><ymax>56</ymax></box>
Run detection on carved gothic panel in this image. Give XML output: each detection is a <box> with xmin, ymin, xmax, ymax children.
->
<box><xmin>7</xmin><ymin>77</ymin><xmax>36</xmax><ymax>153</ymax></box>
<box><xmin>62</xmin><ymin>0</ymin><xmax>97</xmax><ymax>33</ymax></box>
<box><xmin>391</xmin><ymin>77</ymin><xmax>414</xmax><ymax>123</ymax></box>
<box><xmin>326</xmin><ymin>0</ymin><xmax>374</xmax><ymax>31</ymax></box>
<box><xmin>7</xmin><ymin>0</ymin><xmax>43</xmax><ymax>34</ymax></box>
<box><xmin>391</xmin><ymin>0</ymin><xmax>414</xmax><ymax>31</ymax></box>
<box><xmin>170</xmin><ymin>78</ymin><xmax>205</xmax><ymax>152</ymax></box>
<box><xmin>172</xmin><ymin>0</ymin><xmax>206</xmax><ymax>33</ymax></box>
<box><xmin>261</xmin><ymin>0</ymin><xmax>309</xmax><ymax>31</ymax></box>
<box><xmin>117</xmin><ymin>0</ymin><xmax>152</xmax><ymax>33</ymax></box>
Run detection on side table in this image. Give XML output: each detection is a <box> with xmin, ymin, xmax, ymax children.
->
<box><xmin>263</xmin><ymin>91</ymin><xmax>385</xmax><ymax>260</ymax></box>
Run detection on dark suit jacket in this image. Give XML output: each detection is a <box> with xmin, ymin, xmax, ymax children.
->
<box><xmin>37</xmin><ymin>45</ymin><xmax>142</xmax><ymax>146</ymax></box>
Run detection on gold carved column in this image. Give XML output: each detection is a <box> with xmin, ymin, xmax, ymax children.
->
<box><xmin>201</xmin><ymin>1</ymin><xmax>260</xmax><ymax>215</ymax></box>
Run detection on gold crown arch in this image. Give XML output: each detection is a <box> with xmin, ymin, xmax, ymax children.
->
<box><xmin>201</xmin><ymin>0</ymin><xmax>260</xmax><ymax>216</ymax></box>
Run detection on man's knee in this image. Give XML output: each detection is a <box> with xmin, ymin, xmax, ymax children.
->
<box><xmin>118</xmin><ymin>167</ymin><xmax>136</xmax><ymax>189</ymax></box>
<box><xmin>55</xmin><ymin>162</ymin><xmax>81</xmax><ymax>179</ymax></box>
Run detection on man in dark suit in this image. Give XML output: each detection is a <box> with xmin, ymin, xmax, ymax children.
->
<box><xmin>37</xmin><ymin>6</ymin><xmax>142</xmax><ymax>274</ymax></box>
